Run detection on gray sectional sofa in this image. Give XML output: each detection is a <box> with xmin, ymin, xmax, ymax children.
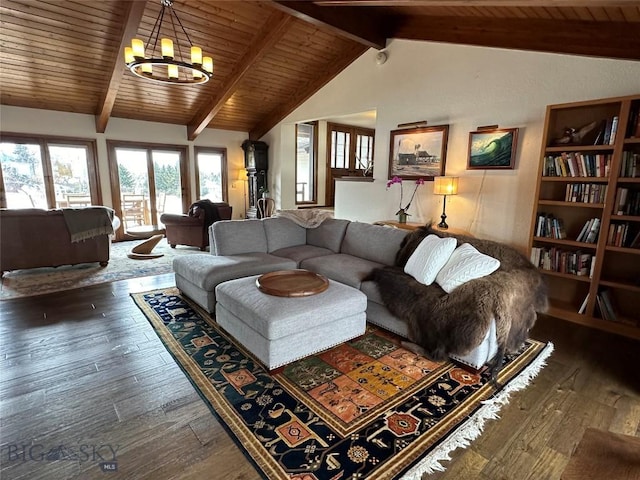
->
<box><xmin>172</xmin><ymin>217</ymin><xmax>497</xmax><ymax>369</ymax></box>
<box><xmin>174</xmin><ymin>218</ymin><xmax>402</xmax><ymax>319</ymax></box>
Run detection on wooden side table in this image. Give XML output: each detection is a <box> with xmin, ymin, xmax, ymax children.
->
<box><xmin>432</xmin><ymin>225</ymin><xmax>473</xmax><ymax>237</ymax></box>
<box><xmin>374</xmin><ymin>220</ymin><xmax>472</xmax><ymax>236</ymax></box>
<box><xmin>373</xmin><ymin>220</ymin><xmax>427</xmax><ymax>231</ymax></box>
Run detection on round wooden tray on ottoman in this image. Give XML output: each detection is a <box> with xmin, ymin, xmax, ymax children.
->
<box><xmin>256</xmin><ymin>269</ymin><xmax>329</xmax><ymax>297</ymax></box>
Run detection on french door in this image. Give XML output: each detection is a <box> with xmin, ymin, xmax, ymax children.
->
<box><xmin>107</xmin><ymin>141</ymin><xmax>189</xmax><ymax>238</ymax></box>
<box><xmin>325</xmin><ymin>123</ymin><xmax>374</xmax><ymax>206</ymax></box>
<box><xmin>195</xmin><ymin>147</ymin><xmax>228</xmax><ymax>203</ymax></box>
<box><xmin>0</xmin><ymin>134</ymin><xmax>99</xmax><ymax>209</ymax></box>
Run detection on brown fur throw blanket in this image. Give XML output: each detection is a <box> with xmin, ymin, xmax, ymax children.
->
<box><xmin>367</xmin><ymin>226</ymin><xmax>548</xmax><ymax>364</ymax></box>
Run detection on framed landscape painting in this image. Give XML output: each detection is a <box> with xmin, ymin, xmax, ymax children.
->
<box><xmin>388</xmin><ymin>124</ymin><xmax>449</xmax><ymax>180</ymax></box>
<box><xmin>467</xmin><ymin>127</ymin><xmax>519</xmax><ymax>169</ymax></box>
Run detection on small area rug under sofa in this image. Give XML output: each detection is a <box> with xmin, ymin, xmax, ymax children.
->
<box><xmin>0</xmin><ymin>240</ymin><xmax>202</xmax><ymax>299</ymax></box>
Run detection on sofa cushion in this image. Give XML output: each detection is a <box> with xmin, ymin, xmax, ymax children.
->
<box><xmin>341</xmin><ymin>222</ymin><xmax>408</xmax><ymax>266</ymax></box>
<box><xmin>173</xmin><ymin>252</ymin><xmax>296</xmax><ymax>290</ymax></box>
<box><xmin>301</xmin><ymin>253</ymin><xmax>384</xmax><ymax>288</ymax></box>
<box><xmin>306</xmin><ymin>218</ymin><xmax>350</xmax><ymax>253</ymax></box>
<box><xmin>211</xmin><ymin>220</ymin><xmax>267</xmax><ymax>255</ymax></box>
<box><xmin>271</xmin><ymin>245</ymin><xmax>333</xmax><ymax>266</ymax></box>
<box><xmin>404</xmin><ymin>234</ymin><xmax>457</xmax><ymax>285</ymax></box>
<box><xmin>263</xmin><ymin>217</ymin><xmax>307</xmax><ymax>252</ymax></box>
<box><xmin>435</xmin><ymin>243</ymin><xmax>501</xmax><ymax>293</ymax></box>
<box><xmin>359</xmin><ymin>280</ymin><xmax>383</xmax><ymax>305</ymax></box>
<box><xmin>365</xmin><ymin>300</ymin><xmax>411</xmax><ymax>338</ymax></box>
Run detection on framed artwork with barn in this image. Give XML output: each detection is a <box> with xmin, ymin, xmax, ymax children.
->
<box><xmin>467</xmin><ymin>127</ymin><xmax>519</xmax><ymax>169</ymax></box>
<box><xmin>388</xmin><ymin>125</ymin><xmax>449</xmax><ymax>180</ymax></box>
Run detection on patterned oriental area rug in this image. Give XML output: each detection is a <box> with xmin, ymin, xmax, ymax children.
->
<box><xmin>0</xmin><ymin>241</ymin><xmax>202</xmax><ymax>300</ymax></box>
<box><xmin>132</xmin><ymin>288</ymin><xmax>554</xmax><ymax>480</ymax></box>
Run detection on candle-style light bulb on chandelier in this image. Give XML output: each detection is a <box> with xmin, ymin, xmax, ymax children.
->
<box><xmin>124</xmin><ymin>0</ymin><xmax>213</xmax><ymax>85</ymax></box>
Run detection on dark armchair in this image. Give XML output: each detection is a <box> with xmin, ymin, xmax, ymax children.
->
<box><xmin>160</xmin><ymin>200</ymin><xmax>232</xmax><ymax>250</ymax></box>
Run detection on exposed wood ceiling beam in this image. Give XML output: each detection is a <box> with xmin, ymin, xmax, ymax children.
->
<box><xmin>186</xmin><ymin>11</ymin><xmax>293</xmax><ymax>141</ymax></box>
<box><xmin>270</xmin><ymin>1</ymin><xmax>387</xmax><ymax>50</ymax></box>
<box><xmin>249</xmin><ymin>42</ymin><xmax>368</xmax><ymax>140</ymax></box>
<box><xmin>391</xmin><ymin>15</ymin><xmax>640</xmax><ymax>61</ymax></box>
<box><xmin>95</xmin><ymin>0</ymin><xmax>147</xmax><ymax>133</ymax></box>
<box><xmin>315</xmin><ymin>1</ymin><xmax>640</xmax><ymax>5</ymax></box>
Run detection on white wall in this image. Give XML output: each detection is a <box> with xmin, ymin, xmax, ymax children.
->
<box><xmin>3</xmin><ymin>40</ymin><xmax>640</xmax><ymax>246</ymax></box>
<box><xmin>266</xmin><ymin>39</ymin><xmax>640</xmax><ymax>249</ymax></box>
<box><xmin>0</xmin><ymin>106</ymin><xmax>249</xmax><ymax>219</ymax></box>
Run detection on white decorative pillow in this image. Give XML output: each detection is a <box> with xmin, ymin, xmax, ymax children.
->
<box><xmin>435</xmin><ymin>243</ymin><xmax>500</xmax><ymax>293</ymax></box>
<box><xmin>404</xmin><ymin>235</ymin><xmax>458</xmax><ymax>285</ymax></box>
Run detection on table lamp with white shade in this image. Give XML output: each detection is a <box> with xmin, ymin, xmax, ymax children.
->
<box><xmin>433</xmin><ymin>176</ymin><xmax>459</xmax><ymax>230</ymax></box>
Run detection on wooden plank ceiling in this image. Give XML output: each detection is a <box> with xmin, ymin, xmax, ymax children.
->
<box><xmin>1</xmin><ymin>1</ymin><xmax>639</xmax><ymax>140</ymax></box>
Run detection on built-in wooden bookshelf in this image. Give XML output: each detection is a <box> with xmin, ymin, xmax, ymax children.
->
<box><xmin>529</xmin><ymin>94</ymin><xmax>640</xmax><ymax>340</ymax></box>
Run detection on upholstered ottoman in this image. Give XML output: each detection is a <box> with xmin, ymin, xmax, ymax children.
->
<box><xmin>173</xmin><ymin>253</ymin><xmax>297</xmax><ymax>313</ymax></box>
<box><xmin>215</xmin><ymin>275</ymin><xmax>368</xmax><ymax>370</ymax></box>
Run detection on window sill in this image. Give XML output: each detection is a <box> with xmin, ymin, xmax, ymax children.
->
<box><xmin>336</xmin><ymin>176</ymin><xmax>374</xmax><ymax>182</ymax></box>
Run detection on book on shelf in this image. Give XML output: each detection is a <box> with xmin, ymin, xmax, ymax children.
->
<box><xmin>609</xmin><ymin>115</ymin><xmax>619</xmax><ymax>145</ymax></box>
<box><xmin>585</xmin><ymin>154</ymin><xmax>594</xmax><ymax>177</ymax></box>
<box><xmin>593</xmin><ymin>119</ymin><xmax>606</xmax><ymax>145</ymax></box>
<box><xmin>585</xmin><ymin>217</ymin><xmax>601</xmax><ymax>243</ymax></box>
<box><xmin>530</xmin><ymin>246</ymin><xmax>594</xmax><ymax>276</ymax></box>
<box><xmin>596</xmin><ymin>295</ymin><xmax>611</xmax><ymax>322</ymax></box>
<box><xmin>576</xmin><ymin>218</ymin><xmax>600</xmax><ymax>243</ymax></box>
<box><xmin>603</xmin><ymin>118</ymin><xmax>613</xmax><ymax>145</ymax></box>
<box><xmin>554</xmin><ymin>217</ymin><xmax>566</xmax><ymax>239</ymax></box>
<box><xmin>534</xmin><ymin>213</ymin><xmax>566</xmax><ymax>239</ymax></box>
<box><xmin>558</xmin><ymin>156</ymin><xmax>568</xmax><ymax>177</ymax></box>
<box><xmin>536</xmin><ymin>214</ymin><xmax>544</xmax><ymax>237</ymax></box>
<box><xmin>631</xmin><ymin>190</ymin><xmax>640</xmax><ymax>216</ymax></box>
<box><xmin>578</xmin><ymin>294</ymin><xmax>589</xmax><ymax>314</ymax></box>
<box><xmin>612</xmin><ymin>223</ymin><xmax>628</xmax><ymax>247</ymax></box>
<box><xmin>612</xmin><ymin>223</ymin><xmax>640</xmax><ymax>248</ymax></box>
<box><xmin>565</xmin><ymin>183</ymin><xmax>607</xmax><ymax>203</ymax></box>
<box><xmin>577</xmin><ymin>252</ymin><xmax>591</xmax><ymax>276</ymax></box>
<box><xmin>530</xmin><ymin>247</ymin><xmax>541</xmax><ymax>268</ymax></box>
<box><xmin>620</xmin><ymin>151</ymin><xmax>639</xmax><ymax>178</ymax></box>
<box><xmin>607</xmin><ymin>223</ymin><xmax>614</xmax><ymax>244</ymax></box>
<box><xmin>614</xmin><ymin>188</ymin><xmax>629</xmax><ymax>215</ymax></box>
<box><xmin>543</xmin><ymin>153</ymin><xmax>610</xmax><ymax>178</ymax></box>
<box><xmin>576</xmin><ymin>219</ymin><xmax>591</xmax><ymax>242</ymax></box>
<box><xmin>614</xmin><ymin>188</ymin><xmax>639</xmax><ymax>216</ymax></box>
<box><xmin>627</xmin><ymin>105</ymin><xmax>639</xmax><ymax>138</ymax></box>
<box><xmin>564</xmin><ymin>152</ymin><xmax>577</xmax><ymax>177</ymax></box>
<box><xmin>596</xmin><ymin>154</ymin><xmax>609</xmax><ymax>177</ymax></box>
<box><xmin>598</xmin><ymin>289</ymin><xmax>618</xmax><ymax>322</ymax></box>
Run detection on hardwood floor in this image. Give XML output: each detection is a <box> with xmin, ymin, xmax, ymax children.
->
<box><xmin>1</xmin><ymin>274</ymin><xmax>638</xmax><ymax>480</ymax></box>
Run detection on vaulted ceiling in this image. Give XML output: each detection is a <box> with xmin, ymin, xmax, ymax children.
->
<box><xmin>1</xmin><ymin>1</ymin><xmax>639</xmax><ymax>141</ymax></box>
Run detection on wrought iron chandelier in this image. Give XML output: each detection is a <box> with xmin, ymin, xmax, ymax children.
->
<box><xmin>124</xmin><ymin>0</ymin><xmax>213</xmax><ymax>85</ymax></box>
